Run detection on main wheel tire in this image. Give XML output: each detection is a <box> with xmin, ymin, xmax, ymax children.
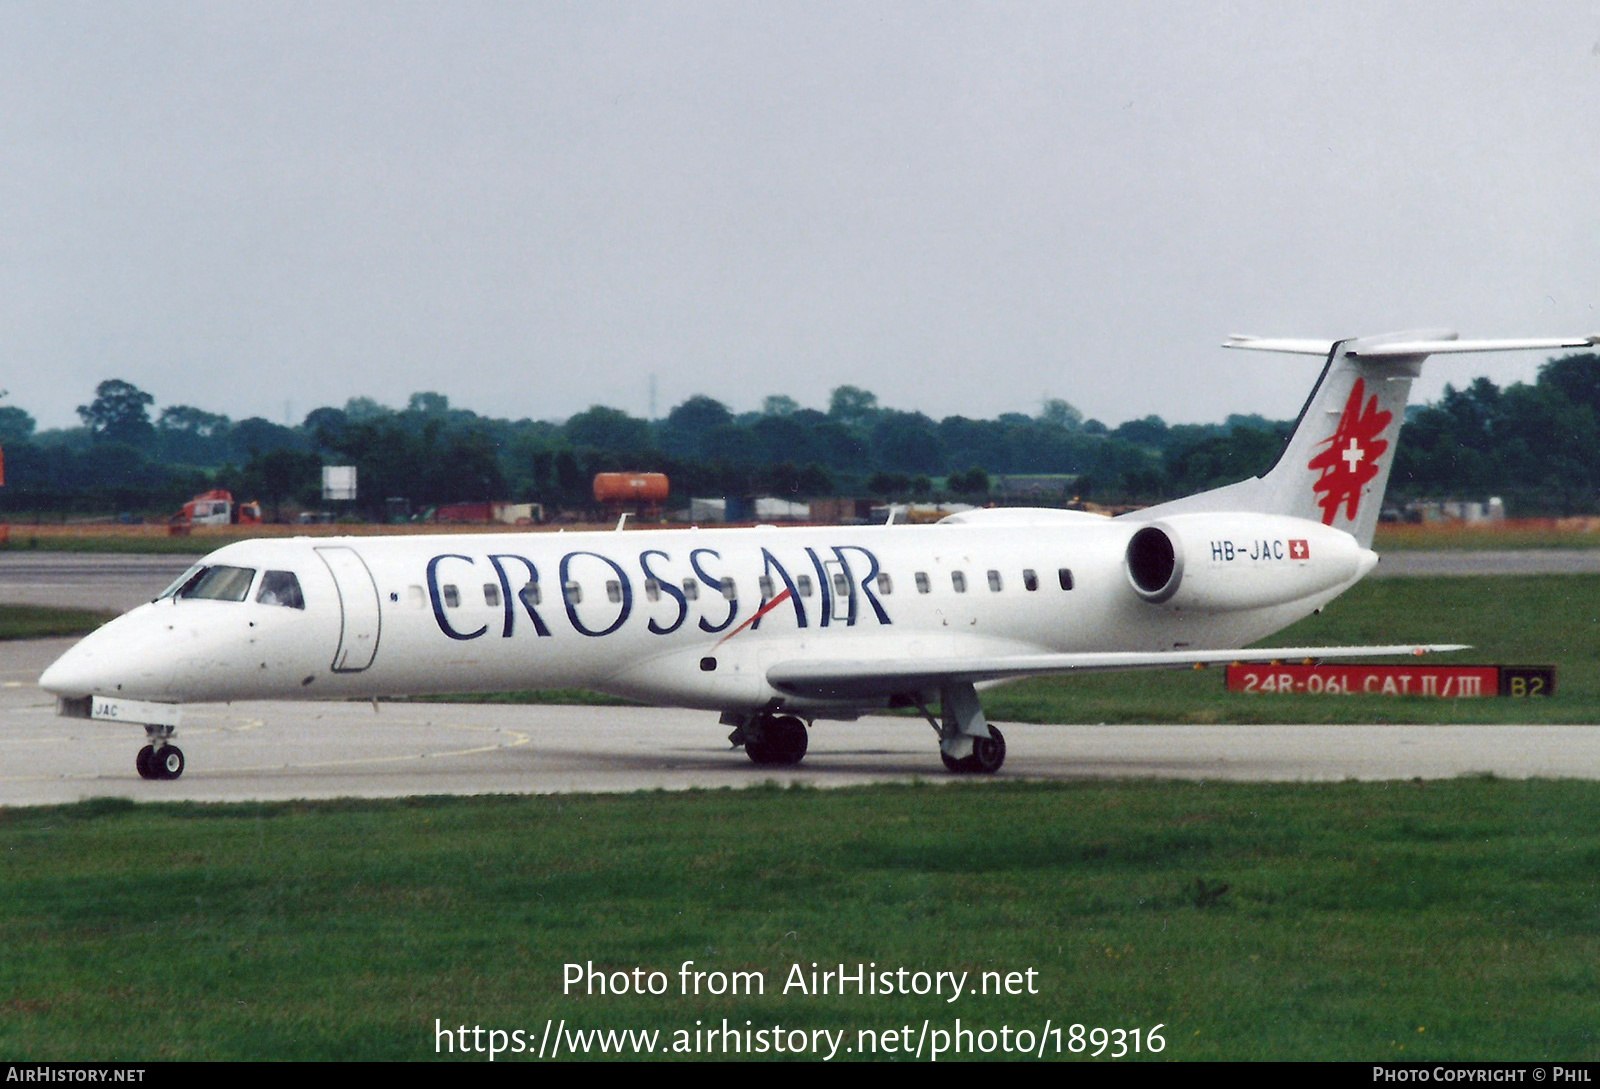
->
<box><xmin>744</xmin><ymin>716</ymin><xmax>808</xmax><ymax>766</ymax></box>
<box><xmin>153</xmin><ymin>745</ymin><xmax>185</xmax><ymax>781</ymax></box>
<box><xmin>135</xmin><ymin>745</ymin><xmax>156</xmax><ymax>780</ymax></box>
<box><xmin>768</xmin><ymin>715</ymin><xmax>808</xmax><ymax>766</ymax></box>
<box><xmin>941</xmin><ymin>726</ymin><xmax>1007</xmax><ymax>774</ymax></box>
<box><xmin>970</xmin><ymin>727</ymin><xmax>1006</xmax><ymax>774</ymax></box>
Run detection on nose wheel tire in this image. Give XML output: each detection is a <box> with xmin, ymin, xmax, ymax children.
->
<box><xmin>155</xmin><ymin>745</ymin><xmax>185</xmax><ymax>780</ymax></box>
<box><xmin>137</xmin><ymin>744</ymin><xmax>185</xmax><ymax>781</ymax></box>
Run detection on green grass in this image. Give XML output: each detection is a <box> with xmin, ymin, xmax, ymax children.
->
<box><xmin>1</xmin><ymin>780</ymin><xmax>1597</xmax><ymax>1061</ymax></box>
<box><xmin>0</xmin><ymin>605</ymin><xmax>114</xmax><ymax>640</ymax></box>
<box><xmin>7</xmin><ymin>576</ymin><xmax>1600</xmax><ymax>1060</ymax></box>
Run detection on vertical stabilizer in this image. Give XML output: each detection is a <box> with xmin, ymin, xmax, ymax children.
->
<box><xmin>1134</xmin><ymin>330</ymin><xmax>1598</xmax><ymax>547</ymax></box>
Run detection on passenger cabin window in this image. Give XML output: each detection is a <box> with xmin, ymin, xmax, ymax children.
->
<box><xmin>644</xmin><ymin>578</ymin><xmax>661</xmax><ymax>603</ymax></box>
<box><xmin>796</xmin><ymin>575</ymin><xmax>814</xmax><ymax>597</ymax></box>
<box><xmin>256</xmin><ymin>571</ymin><xmax>305</xmax><ymax>609</ymax></box>
<box><xmin>876</xmin><ymin>573</ymin><xmax>893</xmax><ymax>595</ymax></box>
<box><xmin>1023</xmin><ymin>569</ymin><xmax>1038</xmax><ymax>592</ymax></box>
<box><xmin>758</xmin><ymin>575</ymin><xmax>775</xmax><ymax>599</ymax></box>
<box><xmin>177</xmin><ymin>566</ymin><xmax>256</xmax><ymax>602</ymax></box>
<box><xmin>483</xmin><ymin>583</ymin><xmax>501</xmax><ymax>608</ymax></box>
<box><xmin>1059</xmin><ymin>568</ymin><xmax>1074</xmax><ymax>591</ymax></box>
<box><xmin>987</xmin><ymin>570</ymin><xmax>1002</xmax><ymax>592</ymax></box>
<box><xmin>564</xmin><ymin>581</ymin><xmax>582</xmax><ymax>605</ymax></box>
<box><xmin>831</xmin><ymin>572</ymin><xmax>849</xmax><ymax>600</ymax></box>
<box><xmin>914</xmin><ymin>571</ymin><xmax>930</xmax><ymax>594</ymax></box>
<box><xmin>442</xmin><ymin>584</ymin><xmax>461</xmax><ymax>608</ymax></box>
<box><xmin>721</xmin><ymin>579</ymin><xmax>738</xmax><ymax>602</ymax></box>
<box><xmin>951</xmin><ymin>571</ymin><xmax>967</xmax><ymax>593</ymax></box>
<box><xmin>519</xmin><ymin>581</ymin><xmax>541</xmax><ymax>607</ymax></box>
<box><xmin>606</xmin><ymin>579</ymin><xmax>623</xmax><ymax>604</ymax></box>
<box><xmin>682</xmin><ymin>578</ymin><xmax>700</xmax><ymax>601</ymax></box>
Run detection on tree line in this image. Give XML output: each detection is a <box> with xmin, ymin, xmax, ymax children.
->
<box><xmin>2</xmin><ymin>354</ymin><xmax>1597</xmax><ymax>520</ymax></box>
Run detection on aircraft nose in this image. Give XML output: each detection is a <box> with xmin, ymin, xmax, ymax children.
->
<box><xmin>36</xmin><ymin>599</ymin><xmax>314</xmax><ymax>703</ymax></box>
<box><xmin>39</xmin><ymin>637</ymin><xmax>110</xmax><ymax>698</ymax></box>
<box><xmin>37</xmin><ymin>607</ymin><xmax>184</xmax><ymax>701</ymax></box>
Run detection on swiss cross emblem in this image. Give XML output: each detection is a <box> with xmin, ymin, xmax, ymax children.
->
<box><xmin>1288</xmin><ymin>539</ymin><xmax>1309</xmax><ymax>560</ymax></box>
<box><xmin>1307</xmin><ymin>378</ymin><xmax>1392</xmax><ymax>525</ymax></box>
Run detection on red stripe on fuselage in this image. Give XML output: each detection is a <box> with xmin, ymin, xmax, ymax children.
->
<box><xmin>715</xmin><ymin>586</ymin><xmax>794</xmax><ymax>647</ymax></box>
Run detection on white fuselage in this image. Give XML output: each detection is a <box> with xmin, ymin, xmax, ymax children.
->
<box><xmin>38</xmin><ymin>509</ymin><xmax>1371</xmax><ymax>716</ymax></box>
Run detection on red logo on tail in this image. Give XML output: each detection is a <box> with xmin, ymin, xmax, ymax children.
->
<box><xmin>1307</xmin><ymin>378</ymin><xmax>1392</xmax><ymax>526</ymax></box>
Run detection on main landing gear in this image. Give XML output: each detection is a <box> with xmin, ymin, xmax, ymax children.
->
<box><xmin>939</xmin><ymin>726</ymin><xmax>1006</xmax><ymax>774</ymax></box>
<box><xmin>728</xmin><ymin>713</ymin><xmax>810</xmax><ymax>766</ymax></box>
<box><xmin>923</xmin><ymin>681</ymin><xmax>1007</xmax><ymax>775</ymax></box>
<box><xmin>726</xmin><ymin>681</ymin><xmax>1009</xmax><ymax>775</ymax></box>
<box><xmin>135</xmin><ymin>724</ymin><xmax>185</xmax><ymax>781</ymax></box>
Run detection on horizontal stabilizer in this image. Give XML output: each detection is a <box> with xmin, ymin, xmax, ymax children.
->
<box><xmin>1222</xmin><ymin>336</ymin><xmax>1336</xmax><ymax>355</ymax></box>
<box><xmin>1352</xmin><ymin>336</ymin><xmax>1600</xmax><ymax>358</ymax></box>
<box><xmin>768</xmin><ymin>644</ymin><xmax>1469</xmax><ymax>701</ymax></box>
<box><xmin>1225</xmin><ymin>334</ymin><xmax>1599</xmax><ymax>357</ymax></box>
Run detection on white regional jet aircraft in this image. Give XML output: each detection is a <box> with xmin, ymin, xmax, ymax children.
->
<box><xmin>39</xmin><ymin>331</ymin><xmax>1598</xmax><ymax>780</ymax></box>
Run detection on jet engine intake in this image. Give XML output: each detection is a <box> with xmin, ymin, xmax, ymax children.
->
<box><xmin>1124</xmin><ymin>514</ymin><xmax>1374</xmax><ymax>612</ymax></box>
<box><xmin>1126</xmin><ymin>525</ymin><xmax>1182</xmax><ymax>603</ymax></box>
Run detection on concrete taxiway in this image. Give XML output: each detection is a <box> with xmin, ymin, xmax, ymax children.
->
<box><xmin>2</xmin><ymin>637</ymin><xmax>1597</xmax><ymax>806</ymax></box>
<box><xmin>0</xmin><ymin>553</ymin><xmax>192</xmax><ymax>613</ymax></box>
<box><xmin>1369</xmin><ymin>549</ymin><xmax>1600</xmax><ymax>577</ymax></box>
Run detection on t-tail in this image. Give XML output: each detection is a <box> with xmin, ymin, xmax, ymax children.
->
<box><xmin>1133</xmin><ymin>330</ymin><xmax>1599</xmax><ymax>547</ymax></box>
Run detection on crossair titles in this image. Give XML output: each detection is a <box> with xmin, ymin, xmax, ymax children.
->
<box><xmin>425</xmin><ymin>544</ymin><xmax>892</xmax><ymax>642</ymax></box>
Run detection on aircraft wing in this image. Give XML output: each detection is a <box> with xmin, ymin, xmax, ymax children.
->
<box><xmin>766</xmin><ymin>644</ymin><xmax>1468</xmax><ymax>700</ymax></box>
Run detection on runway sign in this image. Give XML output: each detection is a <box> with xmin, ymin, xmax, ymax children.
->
<box><xmin>1226</xmin><ymin>664</ymin><xmax>1555</xmax><ymax>698</ymax></box>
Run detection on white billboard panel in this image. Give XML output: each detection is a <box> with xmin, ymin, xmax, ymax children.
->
<box><xmin>322</xmin><ymin>465</ymin><xmax>357</xmax><ymax>501</ymax></box>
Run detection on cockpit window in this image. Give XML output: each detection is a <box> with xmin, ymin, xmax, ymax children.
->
<box><xmin>158</xmin><ymin>564</ymin><xmax>206</xmax><ymax>600</ymax></box>
<box><xmin>178</xmin><ymin>565</ymin><xmax>257</xmax><ymax>602</ymax></box>
<box><xmin>256</xmin><ymin>571</ymin><xmax>305</xmax><ymax>609</ymax></box>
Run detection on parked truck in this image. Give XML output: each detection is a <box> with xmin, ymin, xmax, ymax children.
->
<box><xmin>171</xmin><ymin>489</ymin><xmax>261</xmax><ymax>531</ymax></box>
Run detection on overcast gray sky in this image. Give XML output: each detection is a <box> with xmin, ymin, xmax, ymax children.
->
<box><xmin>4</xmin><ymin>2</ymin><xmax>1599</xmax><ymax>433</ymax></box>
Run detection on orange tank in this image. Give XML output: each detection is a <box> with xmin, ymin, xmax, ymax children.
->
<box><xmin>593</xmin><ymin>472</ymin><xmax>669</xmax><ymax>504</ymax></box>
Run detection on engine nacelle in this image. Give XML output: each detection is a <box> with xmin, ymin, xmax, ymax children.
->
<box><xmin>1124</xmin><ymin>513</ymin><xmax>1375</xmax><ymax>612</ymax></box>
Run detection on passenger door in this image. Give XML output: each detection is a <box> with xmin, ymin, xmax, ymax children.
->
<box><xmin>315</xmin><ymin>546</ymin><xmax>382</xmax><ymax>672</ymax></box>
